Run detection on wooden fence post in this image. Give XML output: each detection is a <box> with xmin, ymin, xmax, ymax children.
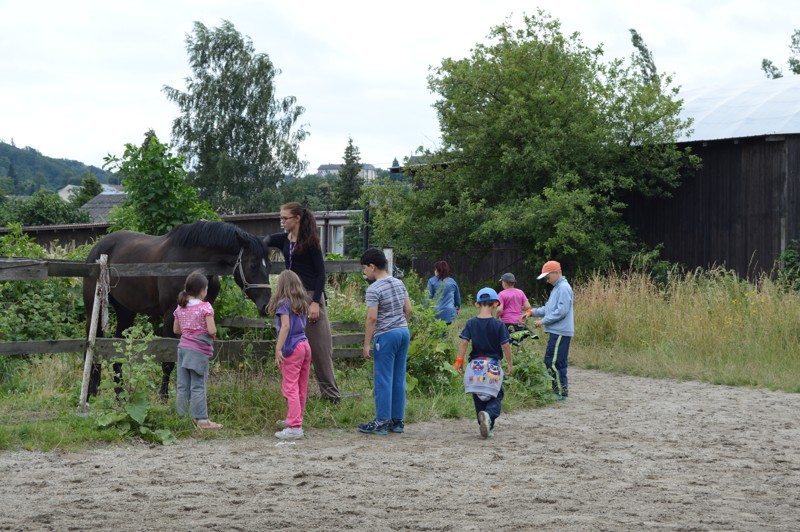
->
<box><xmin>78</xmin><ymin>254</ymin><xmax>108</xmax><ymax>412</ymax></box>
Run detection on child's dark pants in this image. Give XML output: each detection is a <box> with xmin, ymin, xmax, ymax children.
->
<box><xmin>473</xmin><ymin>386</ymin><xmax>504</xmax><ymax>429</ymax></box>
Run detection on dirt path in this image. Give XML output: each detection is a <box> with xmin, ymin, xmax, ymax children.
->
<box><xmin>1</xmin><ymin>368</ymin><xmax>799</xmax><ymax>531</ymax></box>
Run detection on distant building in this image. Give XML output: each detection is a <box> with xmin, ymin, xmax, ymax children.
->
<box><xmin>80</xmin><ymin>193</ymin><xmax>127</xmax><ymax>223</ymax></box>
<box><xmin>316</xmin><ymin>163</ymin><xmax>377</xmax><ymax>181</ymax></box>
<box><xmin>57</xmin><ymin>183</ymin><xmax>123</xmax><ymax>202</ymax></box>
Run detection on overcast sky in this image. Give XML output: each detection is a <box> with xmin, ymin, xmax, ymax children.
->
<box><xmin>1</xmin><ymin>0</ymin><xmax>797</xmax><ymax>173</ymax></box>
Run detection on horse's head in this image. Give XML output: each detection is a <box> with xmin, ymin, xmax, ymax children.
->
<box><xmin>233</xmin><ymin>233</ymin><xmax>272</xmax><ymax>316</ymax></box>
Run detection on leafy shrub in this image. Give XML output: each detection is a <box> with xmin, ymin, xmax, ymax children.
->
<box><xmin>93</xmin><ymin>325</ymin><xmax>176</xmax><ymax>445</ymax></box>
<box><xmin>0</xmin><ymin>226</ymin><xmax>85</xmax><ymax>341</ymax></box>
<box><xmin>406</xmin><ymin>296</ymin><xmax>457</xmax><ymax>394</ymax></box>
<box><xmin>779</xmin><ymin>239</ymin><xmax>800</xmax><ymax>291</ymax></box>
<box><xmin>503</xmin><ymin>331</ymin><xmax>553</xmax><ymax>400</ymax></box>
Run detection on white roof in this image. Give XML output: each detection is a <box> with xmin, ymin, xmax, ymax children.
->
<box><xmin>678</xmin><ymin>76</ymin><xmax>800</xmax><ymax>142</ymax></box>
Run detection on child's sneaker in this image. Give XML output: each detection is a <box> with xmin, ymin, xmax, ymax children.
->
<box><xmin>478</xmin><ymin>411</ymin><xmax>490</xmax><ymax>439</ymax></box>
<box><xmin>358</xmin><ymin>419</ymin><xmax>390</xmax><ymax>435</ymax></box>
<box><xmin>274</xmin><ymin>427</ymin><xmax>304</xmax><ymax>440</ymax></box>
<box><xmin>389</xmin><ymin>419</ymin><xmax>405</xmax><ymax>433</ymax></box>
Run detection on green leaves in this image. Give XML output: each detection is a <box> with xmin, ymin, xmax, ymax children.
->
<box><xmin>164</xmin><ymin>20</ymin><xmax>308</xmax><ymax>214</ymax></box>
<box><xmin>104</xmin><ymin>131</ymin><xmax>219</xmax><ymax>235</ymax></box>
<box><xmin>369</xmin><ymin>9</ymin><xmax>698</xmax><ymax>276</ymax></box>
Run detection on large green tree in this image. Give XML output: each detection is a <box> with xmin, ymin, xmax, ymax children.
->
<box><xmin>104</xmin><ymin>131</ymin><xmax>218</xmax><ymax>235</ymax></box>
<box><xmin>368</xmin><ymin>11</ymin><xmax>698</xmax><ymax>274</ymax></box>
<box><xmin>163</xmin><ymin>20</ymin><xmax>308</xmax><ymax>214</ymax></box>
<box><xmin>334</xmin><ymin>137</ymin><xmax>364</xmax><ymax>209</ymax></box>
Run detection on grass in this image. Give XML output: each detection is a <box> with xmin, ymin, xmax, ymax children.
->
<box><xmin>573</xmin><ymin>267</ymin><xmax>800</xmax><ymax>392</ymax></box>
<box><xmin>6</xmin><ymin>264</ymin><xmax>798</xmax><ymax>451</ymax></box>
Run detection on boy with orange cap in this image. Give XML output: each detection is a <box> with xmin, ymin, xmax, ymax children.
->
<box><xmin>531</xmin><ymin>261</ymin><xmax>573</xmax><ymax>399</ymax></box>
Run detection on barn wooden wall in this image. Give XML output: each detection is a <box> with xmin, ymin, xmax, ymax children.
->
<box><xmin>625</xmin><ymin>135</ymin><xmax>800</xmax><ymax>278</ymax></box>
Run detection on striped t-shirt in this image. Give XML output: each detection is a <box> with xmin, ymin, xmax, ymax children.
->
<box><xmin>366</xmin><ymin>276</ymin><xmax>409</xmax><ymax>336</ymax></box>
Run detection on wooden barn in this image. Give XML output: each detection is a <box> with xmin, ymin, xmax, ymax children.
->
<box><xmin>625</xmin><ymin>77</ymin><xmax>800</xmax><ymax>278</ymax></box>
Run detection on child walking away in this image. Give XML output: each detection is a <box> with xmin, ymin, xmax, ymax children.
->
<box><xmin>172</xmin><ymin>271</ymin><xmax>222</xmax><ymax>430</ymax></box>
<box><xmin>455</xmin><ymin>288</ymin><xmax>512</xmax><ymax>439</ymax></box>
<box><xmin>495</xmin><ymin>272</ymin><xmax>536</xmax><ymax>350</ymax></box>
<box><xmin>532</xmin><ymin>260</ymin><xmax>574</xmax><ymax>400</ymax></box>
<box><xmin>268</xmin><ymin>270</ymin><xmax>312</xmax><ymax>440</ymax></box>
<box><xmin>358</xmin><ymin>248</ymin><xmax>412</xmax><ymax>435</ymax></box>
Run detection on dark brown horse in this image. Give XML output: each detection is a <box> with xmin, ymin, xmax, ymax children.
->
<box><xmin>82</xmin><ymin>221</ymin><xmax>271</xmax><ymax>398</ymax></box>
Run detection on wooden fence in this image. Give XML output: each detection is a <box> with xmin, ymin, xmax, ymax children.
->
<box><xmin>0</xmin><ymin>257</ymin><xmax>365</xmax><ymax>361</ymax></box>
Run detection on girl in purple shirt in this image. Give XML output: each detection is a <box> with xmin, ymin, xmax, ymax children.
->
<box><xmin>267</xmin><ymin>270</ymin><xmax>311</xmax><ymax>440</ymax></box>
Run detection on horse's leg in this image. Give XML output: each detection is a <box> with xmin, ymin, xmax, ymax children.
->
<box><xmin>160</xmin><ymin>313</ymin><xmax>176</xmax><ymax>400</ymax></box>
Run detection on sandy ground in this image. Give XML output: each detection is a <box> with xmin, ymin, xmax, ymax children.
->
<box><xmin>1</xmin><ymin>368</ymin><xmax>799</xmax><ymax>531</ymax></box>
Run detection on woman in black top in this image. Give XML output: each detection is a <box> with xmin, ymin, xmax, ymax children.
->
<box><xmin>269</xmin><ymin>202</ymin><xmax>341</xmax><ymax>402</ymax></box>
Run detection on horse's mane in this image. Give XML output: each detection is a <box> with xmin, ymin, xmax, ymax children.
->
<box><xmin>167</xmin><ymin>221</ymin><xmax>267</xmax><ymax>259</ymax></box>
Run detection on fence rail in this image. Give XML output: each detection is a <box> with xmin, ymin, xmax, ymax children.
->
<box><xmin>0</xmin><ymin>257</ymin><xmax>362</xmax><ymax>280</ymax></box>
<box><xmin>0</xmin><ymin>257</ymin><xmax>366</xmax><ymax>361</ymax></box>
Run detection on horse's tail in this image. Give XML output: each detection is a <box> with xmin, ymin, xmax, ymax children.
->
<box><xmin>85</xmin><ymin>231</ymin><xmax>125</xmax><ymax>264</ymax></box>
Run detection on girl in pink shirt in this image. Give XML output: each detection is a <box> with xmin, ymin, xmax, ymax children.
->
<box><xmin>173</xmin><ymin>271</ymin><xmax>222</xmax><ymax>430</ymax></box>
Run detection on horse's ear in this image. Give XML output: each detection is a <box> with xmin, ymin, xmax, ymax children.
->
<box><xmin>235</xmin><ymin>232</ymin><xmax>249</xmax><ymax>249</ymax></box>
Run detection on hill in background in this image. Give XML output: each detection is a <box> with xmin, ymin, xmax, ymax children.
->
<box><xmin>0</xmin><ymin>141</ymin><xmax>112</xmax><ymax>196</ymax></box>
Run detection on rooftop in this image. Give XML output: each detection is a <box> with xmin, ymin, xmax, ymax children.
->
<box><xmin>678</xmin><ymin>76</ymin><xmax>800</xmax><ymax>142</ymax></box>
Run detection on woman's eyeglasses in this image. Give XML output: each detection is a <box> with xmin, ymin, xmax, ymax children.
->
<box><xmin>280</xmin><ymin>215</ymin><xmax>297</xmax><ymax>222</ymax></box>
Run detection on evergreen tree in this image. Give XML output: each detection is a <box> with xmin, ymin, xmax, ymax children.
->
<box><xmin>70</xmin><ymin>172</ymin><xmax>103</xmax><ymax>208</ymax></box>
<box><xmin>334</xmin><ymin>137</ymin><xmax>364</xmax><ymax>210</ymax></box>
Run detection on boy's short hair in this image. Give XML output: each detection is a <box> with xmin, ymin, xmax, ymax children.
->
<box><xmin>360</xmin><ymin>247</ymin><xmax>387</xmax><ymax>270</ymax></box>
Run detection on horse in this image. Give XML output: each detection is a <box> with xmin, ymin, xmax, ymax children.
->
<box><xmin>82</xmin><ymin>220</ymin><xmax>272</xmax><ymax>398</ymax></box>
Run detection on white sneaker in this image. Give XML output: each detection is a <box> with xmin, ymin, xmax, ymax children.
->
<box><xmin>275</xmin><ymin>427</ymin><xmax>304</xmax><ymax>440</ymax></box>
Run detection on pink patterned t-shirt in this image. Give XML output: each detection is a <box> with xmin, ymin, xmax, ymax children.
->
<box><xmin>173</xmin><ymin>300</ymin><xmax>215</xmax><ymax>356</ymax></box>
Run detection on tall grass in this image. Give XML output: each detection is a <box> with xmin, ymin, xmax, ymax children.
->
<box><xmin>575</xmin><ymin>267</ymin><xmax>800</xmax><ymax>392</ymax></box>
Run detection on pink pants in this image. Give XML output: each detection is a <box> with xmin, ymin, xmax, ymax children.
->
<box><xmin>281</xmin><ymin>341</ymin><xmax>312</xmax><ymax>428</ymax></box>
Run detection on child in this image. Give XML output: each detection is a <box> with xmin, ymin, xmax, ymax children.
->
<box><xmin>532</xmin><ymin>260</ymin><xmax>574</xmax><ymax>400</ymax></box>
<box><xmin>358</xmin><ymin>248</ymin><xmax>412</xmax><ymax>435</ymax></box>
<box><xmin>267</xmin><ymin>270</ymin><xmax>312</xmax><ymax>440</ymax></box>
<box><xmin>495</xmin><ymin>272</ymin><xmax>534</xmax><ymax>349</ymax></box>
<box><xmin>172</xmin><ymin>271</ymin><xmax>222</xmax><ymax>430</ymax></box>
<box><xmin>455</xmin><ymin>287</ymin><xmax>513</xmax><ymax>438</ymax></box>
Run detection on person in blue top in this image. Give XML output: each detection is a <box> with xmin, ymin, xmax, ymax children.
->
<box><xmin>454</xmin><ymin>288</ymin><xmax>513</xmax><ymax>439</ymax></box>
<box><xmin>531</xmin><ymin>260</ymin><xmax>574</xmax><ymax>400</ymax></box>
<box><xmin>425</xmin><ymin>260</ymin><xmax>461</xmax><ymax>325</ymax></box>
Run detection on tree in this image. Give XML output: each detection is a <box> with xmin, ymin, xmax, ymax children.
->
<box><xmin>368</xmin><ymin>10</ymin><xmax>698</xmax><ymax>275</ymax></box>
<box><xmin>629</xmin><ymin>29</ymin><xmax>658</xmax><ymax>83</ymax></box>
<box><xmin>334</xmin><ymin>137</ymin><xmax>364</xmax><ymax>209</ymax></box>
<box><xmin>163</xmin><ymin>20</ymin><xmax>308</xmax><ymax>214</ymax></box>
<box><xmin>0</xmin><ymin>190</ymin><xmax>91</xmax><ymax>227</ymax></box>
<box><xmin>104</xmin><ymin>130</ymin><xmax>218</xmax><ymax>235</ymax></box>
<box><xmin>762</xmin><ymin>29</ymin><xmax>800</xmax><ymax>78</ymax></box>
<box><xmin>69</xmin><ymin>172</ymin><xmax>103</xmax><ymax>208</ymax></box>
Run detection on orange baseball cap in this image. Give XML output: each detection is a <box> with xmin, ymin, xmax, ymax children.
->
<box><xmin>537</xmin><ymin>260</ymin><xmax>561</xmax><ymax>280</ymax></box>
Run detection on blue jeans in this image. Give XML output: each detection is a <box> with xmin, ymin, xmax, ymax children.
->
<box><xmin>544</xmin><ymin>334</ymin><xmax>571</xmax><ymax>396</ymax></box>
<box><xmin>372</xmin><ymin>328</ymin><xmax>411</xmax><ymax>420</ymax></box>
